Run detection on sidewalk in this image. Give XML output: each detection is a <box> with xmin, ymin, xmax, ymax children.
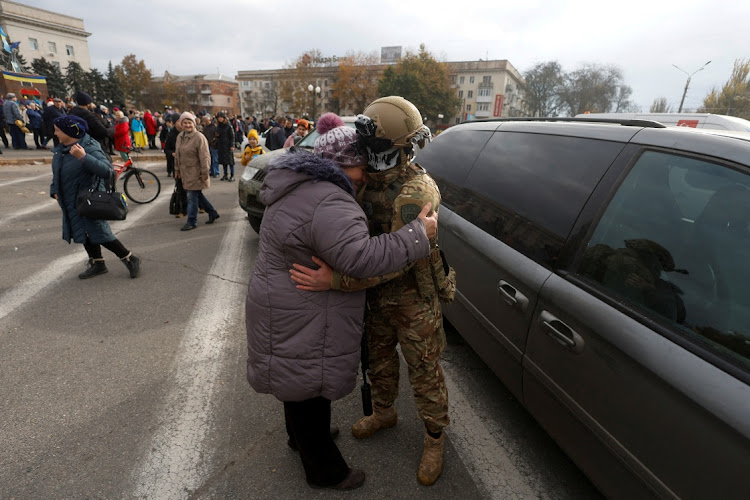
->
<box><xmin>0</xmin><ymin>145</ymin><xmax>166</xmax><ymax>166</ymax></box>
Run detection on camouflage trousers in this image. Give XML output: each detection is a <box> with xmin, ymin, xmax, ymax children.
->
<box><xmin>365</xmin><ymin>293</ymin><xmax>449</xmax><ymax>433</ymax></box>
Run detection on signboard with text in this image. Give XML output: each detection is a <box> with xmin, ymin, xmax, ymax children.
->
<box><xmin>677</xmin><ymin>119</ymin><xmax>700</xmax><ymax>128</ymax></box>
<box><xmin>493</xmin><ymin>95</ymin><xmax>504</xmax><ymax>117</ymax></box>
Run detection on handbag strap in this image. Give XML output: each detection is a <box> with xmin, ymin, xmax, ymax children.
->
<box><xmin>89</xmin><ymin>169</ymin><xmax>116</xmax><ymax>193</ymax></box>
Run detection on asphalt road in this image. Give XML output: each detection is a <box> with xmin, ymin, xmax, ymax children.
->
<box><xmin>0</xmin><ymin>160</ymin><xmax>601</xmax><ymax>499</ymax></box>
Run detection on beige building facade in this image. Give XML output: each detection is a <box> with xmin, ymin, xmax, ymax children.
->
<box><xmin>0</xmin><ymin>0</ymin><xmax>92</xmax><ymax>73</ymax></box>
<box><xmin>236</xmin><ymin>59</ymin><xmax>527</xmax><ymax>125</ymax></box>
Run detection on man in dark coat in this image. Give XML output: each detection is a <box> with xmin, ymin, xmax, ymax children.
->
<box><xmin>43</xmin><ymin>98</ymin><xmax>66</xmax><ymax>147</ymax></box>
<box><xmin>265</xmin><ymin>116</ymin><xmax>287</xmax><ymax>151</ymax></box>
<box><xmin>215</xmin><ymin>112</ymin><xmax>235</xmax><ymax>180</ymax></box>
<box><xmin>69</xmin><ymin>90</ymin><xmax>114</xmax><ymax>151</ymax></box>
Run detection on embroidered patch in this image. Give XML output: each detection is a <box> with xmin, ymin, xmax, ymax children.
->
<box><xmin>401</xmin><ymin>204</ymin><xmax>421</xmax><ymax>224</ymax></box>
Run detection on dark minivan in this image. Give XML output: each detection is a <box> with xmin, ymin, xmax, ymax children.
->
<box><xmin>418</xmin><ymin>118</ymin><xmax>750</xmax><ymax>499</ymax></box>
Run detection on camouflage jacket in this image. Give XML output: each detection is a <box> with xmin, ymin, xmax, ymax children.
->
<box><xmin>331</xmin><ymin>160</ymin><xmax>442</xmax><ymax>305</ymax></box>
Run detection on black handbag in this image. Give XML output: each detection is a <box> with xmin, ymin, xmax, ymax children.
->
<box><xmin>169</xmin><ymin>178</ymin><xmax>188</xmax><ymax>215</ymax></box>
<box><xmin>76</xmin><ymin>170</ymin><xmax>128</xmax><ymax>221</ymax></box>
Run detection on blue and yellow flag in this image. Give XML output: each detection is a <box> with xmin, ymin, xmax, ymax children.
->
<box><xmin>0</xmin><ymin>26</ymin><xmax>10</xmax><ymax>53</ymax></box>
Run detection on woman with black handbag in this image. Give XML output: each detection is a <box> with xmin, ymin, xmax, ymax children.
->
<box><xmin>50</xmin><ymin>115</ymin><xmax>141</xmax><ymax>279</ymax></box>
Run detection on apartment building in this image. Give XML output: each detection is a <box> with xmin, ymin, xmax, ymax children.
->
<box><xmin>147</xmin><ymin>72</ymin><xmax>240</xmax><ymax>117</ymax></box>
<box><xmin>235</xmin><ymin>59</ymin><xmax>527</xmax><ymax>125</ymax></box>
<box><xmin>450</xmin><ymin>60</ymin><xmax>527</xmax><ymax>124</ymax></box>
<box><xmin>0</xmin><ymin>0</ymin><xmax>91</xmax><ymax>73</ymax></box>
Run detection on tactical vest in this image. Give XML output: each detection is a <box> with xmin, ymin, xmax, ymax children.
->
<box><xmin>363</xmin><ymin>161</ymin><xmax>450</xmax><ymax>305</ymax></box>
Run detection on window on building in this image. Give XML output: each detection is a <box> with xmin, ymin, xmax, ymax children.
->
<box><xmin>477</xmin><ymin>103</ymin><xmax>489</xmax><ymax>111</ymax></box>
<box><xmin>29</xmin><ymin>38</ymin><xmax>39</xmax><ymax>50</ymax></box>
<box><xmin>451</xmin><ymin>75</ymin><xmax>456</xmax><ymax>83</ymax></box>
<box><xmin>483</xmin><ymin>76</ymin><xmax>491</xmax><ymax>83</ymax></box>
<box><xmin>458</xmin><ymin>90</ymin><xmax>463</xmax><ymax>98</ymax></box>
<box><xmin>66</xmin><ymin>45</ymin><xmax>74</xmax><ymax>56</ymax></box>
<box><xmin>470</xmin><ymin>76</ymin><xmax>475</xmax><ymax>84</ymax></box>
<box><xmin>459</xmin><ymin>76</ymin><xmax>465</xmax><ymax>84</ymax></box>
<box><xmin>48</xmin><ymin>41</ymin><xmax>57</xmax><ymax>54</ymax></box>
<box><xmin>455</xmin><ymin>117</ymin><xmax>460</xmax><ymax>124</ymax></box>
<box><xmin>466</xmin><ymin>104</ymin><xmax>471</xmax><ymax>111</ymax></box>
<box><xmin>468</xmin><ymin>91</ymin><xmax>473</xmax><ymax>98</ymax></box>
<box><xmin>227</xmin><ymin>97</ymin><xmax>231</xmax><ymax>103</ymax></box>
<box><xmin>51</xmin><ymin>61</ymin><xmax>60</xmax><ymax>70</ymax></box>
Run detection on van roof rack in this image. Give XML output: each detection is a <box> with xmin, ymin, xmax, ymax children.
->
<box><xmin>463</xmin><ymin>117</ymin><xmax>667</xmax><ymax>128</ymax></box>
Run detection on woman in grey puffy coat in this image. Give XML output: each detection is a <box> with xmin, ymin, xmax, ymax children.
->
<box><xmin>49</xmin><ymin>115</ymin><xmax>140</xmax><ymax>279</ymax></box>
<box><xmin>245</xmin><ymin>117</ymin><xmax>436</xmax><ymax>490</ymax></box>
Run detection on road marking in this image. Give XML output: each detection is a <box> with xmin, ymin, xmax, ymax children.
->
<box><xmin>0</xmin><ymin>199</ymin><xmax>59</xmax><ymax>226</ymax></box>
<box><xmin>133</xmin><ymin>209</ymin><xmax>251</xmax><ymax>499</ymax></box>
<box><xmin>0</xmin><ymin>172</ymin><xmax>50</xmax><ymax>187</ymax></box>
<box><xmin>0</xmin><ymin>192</ymin><xmax>169</xmax><ymax>322</ymax></box>
<box><xmin>443</xmin><ymin>365</ymin><xmax>538</xmax><ymax>499</ymax></box>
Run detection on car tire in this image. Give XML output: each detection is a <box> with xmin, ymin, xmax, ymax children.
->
<box><xmin>248</xmin><ymin>215</ymin><xmax>262</xmax><ymax>234</ymax></box>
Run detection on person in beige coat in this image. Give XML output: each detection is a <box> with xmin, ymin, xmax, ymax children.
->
<box><xmin>174</xmin><ymin>112</ymin><xmax>220</xmax><ymax>231</ymax></box>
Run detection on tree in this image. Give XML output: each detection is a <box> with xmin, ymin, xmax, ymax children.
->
<box><xmin>104</xmin><ymin>61</ymin><xmax>126</xmax><ymax>108</ymax></box>
<box><xmin>612</xmin><ymin>84</ymin><xmax>639</xmax><ymax>113</ymax></box>
<box><xmin>334</xmin><ymin>51</ymin><xmax>382</xmax><ymax>115</ymax></box>
<box><xmin>650</xmin><ymin>97</ymin><xmax>673</xmax><ymax>113</ymax></box>
<box><xmin>65</xmin><ymin>61</ymin><xmax>87</xmax><ymax>95</ymax></box>
<box><xmin>378</xmin><ymin>44</ymin><xmax>461</xmax><ymax>125</ymax></box>
<box><xmin>558</xmin><ymin>63</ymin><xmax>629</xmax><ymax>116</ymax></box>
<box><xmin>86</xmin><ymin>68</ymin><xmax>107</xmax><ymax>102</ymax></box>
<box><xmin>279</xmin><ymin>50</ymin><xmax>336</xmax><ymax>119</ymax></box>
<box><xmin>523</xmin><ymin>61</ymin><xmax>564</xmax><ymax>117</ymax></box>
<box><xmin>698</xmin><ymin>59</ymin><xmax>750</xmax><ymax>119</ymax></box>
<box><xmin>114</xmin><ymin>54</ymin><xmax>152</xmax><ymax>107</ymax></box>
<box><xmin>31</xmin><ymin>57</ymin><xmax>66</xmax><ymax>98</ymax></box>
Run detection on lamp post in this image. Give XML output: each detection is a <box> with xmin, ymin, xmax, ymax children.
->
<box><xmin>308</xmin><ymin>83</ymin><xmax>320</xmax><ymax>121</ymax></box>
<box><xmin>673</xmin><ymin>61</ymin><xmax>711</xmax><ymax>113</ymax></box>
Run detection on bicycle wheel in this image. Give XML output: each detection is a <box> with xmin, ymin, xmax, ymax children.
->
<box><xmin>123</xmin><ymin>169</ymin><xmax>161</xmax><ymax>204</ymax></box>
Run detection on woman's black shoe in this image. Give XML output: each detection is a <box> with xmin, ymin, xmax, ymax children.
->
<box><xmin>309</xmin><ymin>469</ymin><xmax>365</xmax><ymax>490</ymax></box>
<box><xmin>180</xmin><ymin>223</ymin><xmax>197</xmax><ymax>231</ymax></box>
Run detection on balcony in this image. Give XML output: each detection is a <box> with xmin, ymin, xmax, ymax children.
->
<box><xmin>475</xmin><ymin>109</ymin><xmax>490</xmax><ymax>118</ymax></box>
<box><xmin>476</xmin><ymin>94</ymin><xmax>493</xmax><ymax>103</ymax></box>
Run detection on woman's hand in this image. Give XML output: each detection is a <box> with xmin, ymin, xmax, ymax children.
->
<box><xmin>417</xmin><ymin>202</ymin><xmax>438</xmax><ymax>240</ymax></box>
<box><xmin>69</xmin><ymin>143</ymin><xmax>86</xmax><ymax>160</ymax></box>
<box><xmin>290</xmin><ymin>256</ymin><xmax>333</xmax><ymax>291</ymax></box>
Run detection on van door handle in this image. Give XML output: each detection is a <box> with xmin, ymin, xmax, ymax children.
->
<box><xmin>497</xmin><ymin>280</ymin><xmax>529</xmax><ymax>312</ymax></box>
<box><xmin>539</xmin><ymin>311</ymin><xmax>585</xmax><ymax>354</ymax></box>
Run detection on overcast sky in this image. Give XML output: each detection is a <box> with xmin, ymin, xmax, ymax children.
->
<box><xmin>21</xmin><ymin>0</ymin><xmax>749</xmax><ymax>113</ymax></box>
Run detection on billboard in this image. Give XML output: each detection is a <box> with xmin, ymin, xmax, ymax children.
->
<box><xmin>381</xmin><ymin>46</ymin><xmax>402</xmax><ymax>64</ymax></box>
<box><xmin>493</xmin><ymin>95</ymin><xmax>504</xmax><ymax>117</ymax></box>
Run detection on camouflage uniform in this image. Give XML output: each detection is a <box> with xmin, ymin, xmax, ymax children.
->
<box><xmin>333</xmin><ymin>158</ymin><xmax>450</xmax><ymax>433</ymax></box>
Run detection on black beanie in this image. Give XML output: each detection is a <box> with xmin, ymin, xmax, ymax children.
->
<box><xmin>74</xmin><ymin>90</ymin><xmax>93</xmax><ymax>106</ymax></box>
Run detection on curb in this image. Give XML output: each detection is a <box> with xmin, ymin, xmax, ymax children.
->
<box><xmin>0</xmin><ymin>154</ymin><xmax>168</xmax><ymax>167</ymax></box>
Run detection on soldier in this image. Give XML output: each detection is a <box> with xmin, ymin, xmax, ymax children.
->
<box><xmin>290</xmin><ymin>96</ymin><xmax>454</xmax><ymax>486</ymax></box>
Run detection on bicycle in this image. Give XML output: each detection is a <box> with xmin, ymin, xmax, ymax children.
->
<box><xmin>111</xmin><ymin>151</ymin><xmax>161</xmax><ymax>204</ymax></box>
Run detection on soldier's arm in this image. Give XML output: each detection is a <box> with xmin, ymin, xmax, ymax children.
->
<box><xmin>392</xmin><ymin>177</ymin><xmax>441</xmax><ymax>233</ymax></box>
<box><xmin>331</xmin><ymin>264</ymin><xmax>415</xmax><ymax>292</ymax></box>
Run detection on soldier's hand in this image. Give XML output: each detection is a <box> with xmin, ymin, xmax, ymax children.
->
<box><xmin>417</xmin><ymin>202</ymin><xmax>438</xmax><ymax>240</ymax></box>
<box><xmin>290</xmin><ymin>256</ymin><xmax>333</xmax><ymax>291</ymax></box>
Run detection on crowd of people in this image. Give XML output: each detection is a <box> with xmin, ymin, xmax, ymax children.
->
<box><xmin>39</xmin><ymin>86</ymin><xmax>453</xmax><ymax>492</ymax></box>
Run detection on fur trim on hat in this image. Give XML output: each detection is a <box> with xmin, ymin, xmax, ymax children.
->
<box><xmin>269</xmin><ymin>148</ymin><xmax>355</xmax><ymax>197</ymax></box>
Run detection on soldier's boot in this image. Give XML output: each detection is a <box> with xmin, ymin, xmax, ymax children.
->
<box><xmin>79</xmin><ymin>258</ymin><xmax>107</xmax><ymax>279</ymax></box>
<box><xmin>417</xmin><ymin>432</ymin><xmax>445</xmax><ymax>486</ymax></box>
<box><xmin>351</xmin><ymin>405</ymin><xmax>397</xmax><ymax>439</ymax></box>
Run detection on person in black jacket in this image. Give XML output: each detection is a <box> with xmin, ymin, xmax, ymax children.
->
<box><xmin>265</xmin><ymin>116</ymin><xmax>287</xmax><ymax>151</ymax></box>
<box><xmin>164</xmin><ymin>116</ymin><xmax>180</xmax><ymax>178</ymax></box>
<box><xmin>69</xmin><ymin>91</ymin><xmax>114</xmax><ymax>151</ymax></box>
<box><xmin>42</xmin><ymin>98</ymin><xmax>66</xmax><ymax>148</ymax></box>
<box><xmin>215</xmin><ymin>112</ymin><xmax>235</xmax><ymax>181</ymax></box>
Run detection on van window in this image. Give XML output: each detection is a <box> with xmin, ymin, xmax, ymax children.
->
<box><xmin>418</xmin><ymin>129</ymin><xmax>492</xmax><ymax>211</ymax></box>
<box><xmin>458</xmin><ymin>132</ymin><xmax>623</xmax><ymax>267</ymax></box>
<box><xmin>579</xmin><ymin>150</ymin><xmax>750</xmax><ymax>367</ymax></box>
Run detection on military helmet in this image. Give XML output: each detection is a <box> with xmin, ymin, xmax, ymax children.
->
<box><xmin>357</xmin><ymin>96</ymin><xmax>429</xmax><ymax>151</ymax></box>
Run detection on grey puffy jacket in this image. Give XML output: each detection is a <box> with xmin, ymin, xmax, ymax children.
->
<box><xmin>245</xmin><ymin>149</ymin><xmax>430</xmax><ymax>402</ymax></box>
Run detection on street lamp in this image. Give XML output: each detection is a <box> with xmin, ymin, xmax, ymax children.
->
<box><xmin>308</xmin><ymin>83</ymin><xmax>320</xmax><ymax>120</ymax></box>
<box><xmin>673</xmin><ymin>61</ymin><xmax>711</xmax><ymax>113</ymax></box>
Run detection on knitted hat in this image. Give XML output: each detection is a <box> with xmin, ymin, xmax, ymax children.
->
<box><xmin>53</xmin><ymin>115</ymin><xmax>88</xmax><ymax>139</ymax></box>
<box><xmin>74</xmin><ymin>90</ymin><xmax>93</xmax><ymax>106</ymax></box>
<box><xmin>296</xmin><ymin>119</ymin><xmax>309</xmax><ymax>130</ymax></box>
<box><xmin>314</xmin><ymin>113</ymin><xmax>365</xmax><ymax>167</ymax></box>
<box><xmin>247</xmin><ymin>128</ymin><xmax>260</xmax><ymax>141</ymax></box>
<box><xmin>179</xmin><ymin>112</ymin><xmax>196</xmax><ymax>124</ymax></box>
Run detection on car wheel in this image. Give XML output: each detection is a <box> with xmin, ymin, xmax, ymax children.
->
<box><xmin>248</xmin><ymin>215</ymin><xmax>262</xmax><ymax>234</ymax></box>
